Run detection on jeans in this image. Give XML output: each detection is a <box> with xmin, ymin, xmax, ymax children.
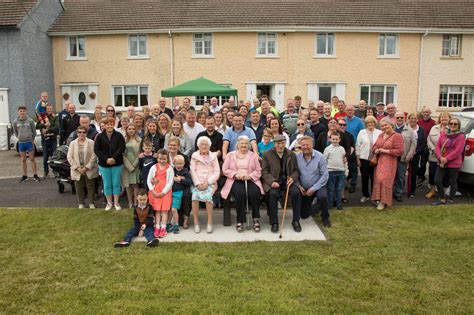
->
<box><xmin>327</xmin><ymin>171</ymin><xmax>345</xmax><ymax>208</ymax></box>
<box><xmin>41</xmin><ymin>138</ymin><xmax>57</xmax><ymax>175</ymax></box>
<box><xmin>394</xmin><ymin>160</ymin><xmax>408</xmax><ymax>198</ymax></box>
<box><xmin>300</xmin><ymin>186</ymin><xmax>329</xmax><ymax>220</ymax></box>
<box><xmin>99</xmin><ymin>165</ymin><xmax>123</xmax><ymax>196</ymax></box>
<box><xmin>359</xmin><ymin>159</ymin><xmax>374</xmax><ymax>198</ymax></box>
<box><xmin>347</xmin><ymin>154</ymin><xmax>358</xmax><ymax>190</ymax></box>
<box><xmin>435</xmin><ymin>167</ymin><xmax>459</xmax><ymax>200</ymax></box>
<box><xmin>230</xmin><ymin>180</ymin><xmax>261</xmax><ymax>223</ymax></box>
<box><xmin>124</xmin><ymin>225</ymin><xmax>155</xmax><ymax>242</ymax></box>
<box><xmin>74</xmin><ymin>174</ymin><xmax>95</xmax><ymax>204</ymax></box>
<box><xmin>267</xmin><ymin>185</ymin><xmax>301</xmax><ymax>225</ymax></box>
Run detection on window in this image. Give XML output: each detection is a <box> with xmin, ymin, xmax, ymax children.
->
<box><xmin>315</xmin><ymin>33</ymin><xmax>335</xmax><ymax>56</ymax></box>
<box><xmin>257</xmin><ymin>33</ymin><xmax>277</xmax><ymax>56</ymax></box>
<box><xmin>360</xmin><ymin>85</ymin><xmax>396</xmax><ymax>106</ymax></box>
<box><xmin>195</xmin><ymin>95</ymin><xmax>231</xmax><ymax>107</ymax></box>
<box><xmin>113</xmin><ymin>85</ymin><xmax>149</xmax><ymax>107</ymax></box>
<box><xmin>129</xmin><ymin>34</ymin><xmax>147</xmax><ymax>57</ymax></box>
<box><xmin>439</xmin><ymin>85</ymin><xmax>473</xmax><ymax>108</ymax></box>
<box><xmin>68</xmin><ymin>36</ymin><xmax>85</xmax><ymax>58</ymax></box>
<box><xmin>442</xmin><ymin>35</ymin><xmax>461</xmax><ymax>57</ymax></box>
<box><xmin>193</xmin><ymin>33</ymin><xmax>213</xmax><ymax>57</ymax></box>
<box><xmin>379</xmin><ymin>33</ymin><xmax>398</xmax><ymax>57</ymax></box>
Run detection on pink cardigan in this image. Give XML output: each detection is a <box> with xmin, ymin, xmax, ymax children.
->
<box><xmin>190</xmin><ymin>151</ymin><xmax>220</xmax><ymax>186</ymax></box>
<box><xmin>220</xmin><ymin>151</ymin><xmax>264</xmax><ymax>199</ymax></box>
<box><xmin>435</xmin><ymin>131</ymin><xmax>465</xmax><ymax>168</ymax></box>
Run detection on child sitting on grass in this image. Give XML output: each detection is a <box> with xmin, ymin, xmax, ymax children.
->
<box><xmin>167</xmin><ymin>155</ymin><xmax>193</xmax><ymax>234</ymax></box>
<box><xmin>114</xmin><ymin>189</ymin><xmax>159</xmax><ymax>248</ymax></box>
<box><xmin>147</xmin><ymin>149</ymin><xmax>174</xmax><ymax>238</ymax></box>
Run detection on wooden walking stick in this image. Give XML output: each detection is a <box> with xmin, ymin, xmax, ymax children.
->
<box><xmin>279</xmin><ymin>183</ymin><xmax>291</xmax><ymax>239</ymax></box>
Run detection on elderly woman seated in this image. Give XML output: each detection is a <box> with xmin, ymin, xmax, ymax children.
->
<box><xmin>221</xmin><ymin>136</ymin><xmax>264</xmax><ymax>232</ymax></box>
<box><xmin>190</xmin><ymin>136</ymin><xmax>220</xmax><ymax>233</ymax></box>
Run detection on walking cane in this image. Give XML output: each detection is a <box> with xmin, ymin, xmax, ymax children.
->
<box><xmin>245</xmin><ymin>180</ymin><xmax>251</xmax><ymax>230</ymax></box>
<box><xmin>279</xmin><ymin>183</ymin><xmax>291</xmax><ymax>239</ymax></box>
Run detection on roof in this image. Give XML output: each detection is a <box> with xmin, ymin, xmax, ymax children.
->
<box><xmin>0</xmin><ymin>0</ymin><xmax>37</xmax><ymax>28</ymax></box>
<box><xmin>161</xmin><ymin>77</ymin><xmax>238</xmax><ymax>97</ymax></box>
<box><xmin>49</xmin><ymin>0</ymin><xmax>474</xmax><ymax>35</ymax></box>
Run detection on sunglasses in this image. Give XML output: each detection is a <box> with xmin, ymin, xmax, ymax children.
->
<box><xmin>107</xmin><ymin>109</ymin><xmax>115</xmax><ymax>112</ymax></box>
<box><xmin>449</xmin><ymin>122</ymin><xmax>458</xmax><ymax>126</ymax></box>
<box><xmin>297</xmin><ymin>123</ymin><xmax>305</xmax><ymax>126</ymax></box>
<box><xmin>77</xmin><ymin>131</ymin><xmax>86</xmax><ymax>134</ymax></box>
<box><xmin>396</xmin><ymin>117</ymin><xmax>404</xmax><ymax>120</ymax></box>
<box><xmin>339</xmin><ymin>123</ymin><xmax>346</xmax><ymax>126</ymax></box>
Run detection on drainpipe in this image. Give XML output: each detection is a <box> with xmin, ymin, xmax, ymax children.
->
<box><xmin>417</xmin><ymin>30</ymin><xmax>429</xmax><ymax>111</ymax></box>
<box><xmin>168</xmin><ymin>30</ymin><xmax>175</xmax><ymax>87</ymax></box>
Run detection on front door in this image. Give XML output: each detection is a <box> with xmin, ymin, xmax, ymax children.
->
<box><xmin>256</xmin><ymin>85</ymin><xmax>272</xmax><ymax>99</ymax></box>
<box><xmin>318</xmin><ymin>85</ymin><xmax>334</xmax><ymax>103</ymax></box>
<box><xmin>71</xmin><ymin>85</ymin><xmax>89</xmax><ymax>110</ymax></box>
<box><xmin>0</xmin><ymin>89</ymin><xmax>9</xmax><ymax>123</ymax></box>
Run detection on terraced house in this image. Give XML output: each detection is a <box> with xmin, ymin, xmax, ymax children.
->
<box><xmin>47</xmin><ymin>0</ymin><xmax>474</xmax><ymax>113</ymax></box>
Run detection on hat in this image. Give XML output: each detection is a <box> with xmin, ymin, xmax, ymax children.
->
<box><xmin>375</xmin><ymin>102</ymin><xmax>385</xmax><ymax>107</ymax></box>
<box><xmin>273</xmin><ymin>134</ymin><xmax>286</xmax><ymax>142</ymax></box>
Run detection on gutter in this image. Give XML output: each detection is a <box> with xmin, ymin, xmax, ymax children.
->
<box><xmin>417</xmin><ymin>30</ymin><xmax>429</xmax><ymax>111</ymax></box>
<box><xmin>168</xmin><ymin>29</ymin><xmax>174</xmax><ymax>87</ymax></box>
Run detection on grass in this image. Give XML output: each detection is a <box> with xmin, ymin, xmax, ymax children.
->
<box><xmin>0</xmin><ymin>205</ymin><xmax>473</xmax><ymax>313</ymax></box>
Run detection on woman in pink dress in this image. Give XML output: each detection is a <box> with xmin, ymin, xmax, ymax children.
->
<box><xmin>371</xmin><ymin>118</ymin><xmax>405</xmax><ymax>210</ymax></box>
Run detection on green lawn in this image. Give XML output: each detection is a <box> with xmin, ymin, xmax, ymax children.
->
<box><xmin>0</xmin><ymin>205</ymin><xmax>473</xmax><ymax>313</ymax></box>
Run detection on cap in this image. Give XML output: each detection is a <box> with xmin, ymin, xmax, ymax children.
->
<box><xmin>273</xmin><ymin>135</ymin><xmax>286</xmax><ymax>142</ymax></box>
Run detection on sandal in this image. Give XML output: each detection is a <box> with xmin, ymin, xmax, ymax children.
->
<box><xmin>253</xmin><ymin>219</ymin><xmax>261</xmax><ymax>233</ymax></box>
<box><xmin>236</xmin><ymin>223</ymin><xmax>244</xmax><ymax>232</ymax></box>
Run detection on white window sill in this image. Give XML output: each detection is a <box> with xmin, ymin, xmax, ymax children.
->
<box><xmin>255</xmin><ymin>55</ymin><xmax>280</xmax><ymax>59</ymax></box>
<box><xmin>192</xmin><ymin>55</ymin><xmax>215</xmax><ymax>59</ymax></box>
<box><xmin>126</xmin><ymin>56</ymin><xmax>150</xmax><ymax>60</ymax></box>
<box><xmin>313</xmin><ymin>55</ymin><xmax>337</xmax><ymax>59</ymax></box>
<box><xmin>65</xmin><ymin>57</ymin><xmax>87</xmax><ymax>61</ymax></box>
<box><xmin>377</xmin><ymin>55</ymin><xmax>400</xmax><ymax>59</ymax></box>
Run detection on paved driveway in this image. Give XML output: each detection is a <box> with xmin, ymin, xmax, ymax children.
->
<box><xmin>0</xmin><ymin>150</ymin><xmax>472</xmax><ymax>208</ymax></box>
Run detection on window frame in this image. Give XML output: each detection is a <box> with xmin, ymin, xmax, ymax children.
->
<box><xmin>378</xmin><ymin>33</ymin><xmax>399</xmax><ymax>58</ymax></box>
<box><xmin>359</xmin><ymin>84</ymin><xmax>397</xmax><ymax>106</ymax></box>
<box><xmin>315</xmin><ymin>33</ymin><xmax>336</xmax><ymax>57</ymax></box>
<box><xmin>442</xmin><ymin>34</ymin><xmax>462</xmax><ymax>57</ymax></box>
<box><xmin>66</xmin><ymin>35</ymin><xmax>86</xmax><ymax>60</ymax></box>
<box><xmin>192</xmin><ymin>33</ymin><xmax>214</xmax><ymax>58</ymax></box>
<box><xmin>112</xmin><ymin>85</ymin><xmax>149</xmax><ymax>108</ymax></box>
<box><xmin>128</xmin><ymin>34</ymin><xmax>148</xmax><ymax>58</ymax></box>
<box><xmin>438</xmin><ymin>85</ymin><xmax>473</xmax><ymax>108</ymax></box>
<box><xmin>256</xmin><ymin>32</ymin><xmax>278</xmax><ymax>57</ymax></box>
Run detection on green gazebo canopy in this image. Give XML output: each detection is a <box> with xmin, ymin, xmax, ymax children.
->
<box><xmin>161</xmin><ymin>77</ymin><xmax>237</xmax><ymax>97</ymax></box>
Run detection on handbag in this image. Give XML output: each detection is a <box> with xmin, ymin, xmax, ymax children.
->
<box><xmin>369</xmin><ymin>154</ymin><xmax>379</xmax><ymax>167</ymax></box>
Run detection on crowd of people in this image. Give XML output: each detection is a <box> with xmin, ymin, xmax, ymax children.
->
<box><xmin>12</xmin><ymin>92</ymin><xmax>467</xmax><ymax>246</ymax></box>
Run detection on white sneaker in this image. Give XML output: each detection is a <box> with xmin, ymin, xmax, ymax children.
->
<box><xmin>114</xmin><ymin>203</ymin><xmax>122</xmax><ymax>211</ymax></box>
<box><xmin>194</xmin><ymin>224</ymin><xmax>201</xmax><ymax>234</ymax></box>
<box><xmin>377</xmin><ymin>202</ymin><xmax>385</xmax><ymax>211</ymax></box>
<box><xmin>105</xmin><ymin>203</ymin><xmax>113</xmax><ymax>211</ymax></box>
<box><xmin>78</xmin><ymin>204</ymin><xmax>85</xmax><ymax>209</ymax></box>
<box><xmin>207</xmin><ymin>224</ymin><xmax>213</xmax><ymax>234</ymax></box>
<box><xmin>89</xmin><ymin>204</ymin><xmax>95</xmax><ymax>209</ymax></box>
<box><xmin>455</xmin><ymin>191</ymin><xmax>462</xmax><ymax>196</ymax></box>
<box><xmin>360</xmin><ymin>196</ymin><xmax>369</xmax><ymax>203</ymax></box>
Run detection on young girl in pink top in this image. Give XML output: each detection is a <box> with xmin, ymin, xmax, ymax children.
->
<box><xmin>147</xmin><ymin>149</ymin><xmax>174</xmax><ymax>238</ymax></box>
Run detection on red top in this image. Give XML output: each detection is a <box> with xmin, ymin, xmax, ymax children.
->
<box><xmin>418</xmin><ymin>118</ymin><xmax>436</xmax><ymax>139</ymax></box>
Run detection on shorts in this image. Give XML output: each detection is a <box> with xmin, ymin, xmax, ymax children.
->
<box><xmin>18</xmin><ymin>141</ymin><xmax>34</xmax><ymax>153</ymax></box>
<box><xmin>171</xmin><ymin>190</ymin><xmax>183</xmax><ymax>209</ymax></box>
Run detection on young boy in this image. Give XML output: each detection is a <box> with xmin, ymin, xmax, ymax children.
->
<box><xmin>12</xmin><ymin>106</ymin><xmax>40</xmax><ymax>183</ymax></box>
<box><xmin>167</xmin><ymin>155</ymin><xmax>193</xmax><ymax>234</ymax></box>
<box><xmin>114</xmin><ymin>189</ymin><xmax>159</xmax><ymax>248</ymax></box>
<box><xmin>257</xmin><ymin>128</ymin><xmax>274</xmax><ymax>157</ymax></box>
<box><xmin>323</xmin><ymin>132</ymin><xmax>347</xmax><ymax>210</ymax></box>
<box><xmin>138</xmin><ymin>141</ymin><xmax>156</xmax><ymax>189</ymax></box>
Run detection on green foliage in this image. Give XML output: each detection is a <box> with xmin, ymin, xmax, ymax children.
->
<box><xmin>0</xmin><ymin>205</ymin><xmax>472</xmax><ymax>313</ymax></box>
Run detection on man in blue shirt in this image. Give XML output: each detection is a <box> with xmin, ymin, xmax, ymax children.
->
<box><xmin>296</xmin><ymin>136</ymin><xmax>331</xmax><ymax>227</ymax></box>
<box><xmin>222</xmin><ymin>112</ymin><xmax>257</xmax><ymax>159</ymax></box>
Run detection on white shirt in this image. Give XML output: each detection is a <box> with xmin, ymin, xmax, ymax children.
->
<box><xmin>183</xmin><ymin>122</ymin><xmax>205</xmax><ymax>153</ymax></box>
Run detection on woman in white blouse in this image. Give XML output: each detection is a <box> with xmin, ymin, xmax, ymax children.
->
<box><xmin>356</xmin><ymin>115</ymin><xmax>382</xmax><ymax>203</ymax></box>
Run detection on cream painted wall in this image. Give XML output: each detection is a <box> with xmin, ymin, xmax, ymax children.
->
<box><xmin>53</xmin><ymin>32</ymin><xmax>421</xmax><ymax>112</ymax></box>
<box><xmin>420</xmin><ymin>34</ymin><xmax>474</xmax><ymax>112</ymax></box>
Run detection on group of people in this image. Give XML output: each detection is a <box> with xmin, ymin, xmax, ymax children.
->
<box><xmin>12</xmin><ymin>92</ymin><xmax>467</xmax><ymax>247</ymax></box>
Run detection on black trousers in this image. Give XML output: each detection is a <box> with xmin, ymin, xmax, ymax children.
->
<box><xmin>359</xmin><ymin>159</ymin><xmax>374</xmax><ymax>198</ymax></box>
<box><xmin>418</xmin><ymin>147</ymin><xmax>429</xmax><ymax>180</ymax></box>
<box><xmin>300</xmin><ymin>186</ymin><xmax>329</xmax><ymax>220</ymax></box>
<box><xmin>408</xmin><ymin>154</ymin><xmax>421</xmax><ymax>195</ymax></box>
<box><xmin>229</xmin><ymin>180</ymin><xmax>261</xmax><ymax>223</ymax></box>
<box><xmin>267</xmin><ymin>185</ymin><xmax>301</xmax><ymax>225</ymax></box>
<box><xmin>435</xmin><ymin>167</ymin><xmax>459</xmax><ymax>200</ymax></box>
<box><xmin>347</xmin><ymin>153</ymin><xmax>358</xmax><ymax>190</ymax></box>
<box><xmin>178</xmin><ymin>187</ymin><xmax>192</xmax><ymax>225</ymax></box>
<box><xmin>429</xmin><ymin>161</ymin><xmax>449</xmax><ymax>187</ymax></box>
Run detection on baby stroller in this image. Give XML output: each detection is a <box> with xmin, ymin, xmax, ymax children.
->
<box><xmin>48</xmin><ymin>145</ymin><xmax>75</xmax><ymax>194</ymax></box>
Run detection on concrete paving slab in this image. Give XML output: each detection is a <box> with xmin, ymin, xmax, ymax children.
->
<box><xmin>132</xmin><ymin>210</ymin><xmax>326</xmax><ymax>243</ymax></box>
